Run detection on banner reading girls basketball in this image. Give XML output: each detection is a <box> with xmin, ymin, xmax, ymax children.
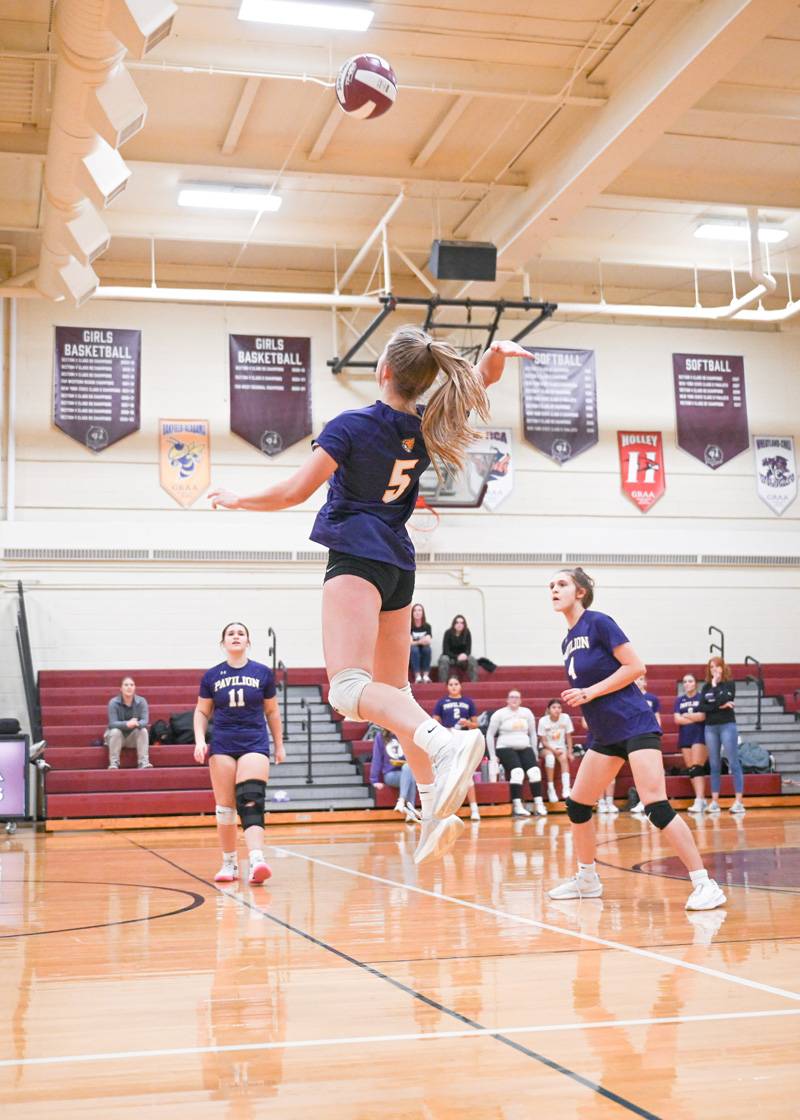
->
<box><xmin>53</xmin><ymin>326</ymin><xmax>140</xmax><ymax>452</ymax></box>
<box><xmin>159</xmin><ymin>419</ymin><xmax>210</xmax><ymax>508</ymax></box>
<box><xmin>754</xmin><ymin>436</ymin><xmax>797</xmax><ymax>516</ymax></box>
<box><xmin>521</xmin><ymin>347</ymin><xmax>598</xmax><ymax>464</ymax></box>
<box><xmin>229</xmin><ymin>334</ymin><xmax>312</xmax><ymax>457</ymax></box>
<box><xmin>673</xmin><ymin>353</ymin><xmax>749</xmax><ymax>469</ymax></box>
<box><xmin>617</xmin><ymin>431</ymin><xmax>665</xmax><ymax>513</ymax></box>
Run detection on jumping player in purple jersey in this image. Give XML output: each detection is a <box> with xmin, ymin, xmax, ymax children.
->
<box><xmin>547</xmin><ymin>568</ymin><xmax>726</xmax><ymax>912</ymax></box>
<box><xmin>208</xmin><ymin>325</ymin><xmax>528</xmax><ymax>865</ymax></box>
<box><xmin>194</xmin><ymin>621</ymin><xmax>285</xmax><ymax>885</ymax></box>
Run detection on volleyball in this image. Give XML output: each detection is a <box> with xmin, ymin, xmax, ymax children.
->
<box><xmin>335</xmin><ymin>54</ymin><xmax>397</xmax><ymax>120</ymax></box>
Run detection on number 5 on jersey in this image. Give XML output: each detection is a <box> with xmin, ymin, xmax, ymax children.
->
<box><xmin>382</xmin><ymin>458</ymin><xmax>419</xmax><ymax>504</ymax></box>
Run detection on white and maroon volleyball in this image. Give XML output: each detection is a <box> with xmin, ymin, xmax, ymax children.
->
<box><xmin>335</xmin><ymin>54</ymin><xmax>398</xmax><ymax>120</ymax></box>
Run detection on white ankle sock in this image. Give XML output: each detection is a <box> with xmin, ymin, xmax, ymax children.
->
<box><xmin>578</xmin><ymin>861</ymin><xmax>596</xmax><ymax>876</ymax></box>
<box><xmin>223</xmin><ymin>850</ymin><xmax>237</xmax><ymax>864</ymax></box>
<box><xmin>249</xmin><ymin>850</ymin><xmax>264</xmax><ymax>865</ymax></box>
<box><xmin>413</xmin><ymin>720</ymin><xmax>451</xmax><ymax>759</ymax></box>
<box><xmin>689</xmin><ymin>868</ymin><xmax>709</xmax><ymax>886</ymax></box>
<box><xmin>417</xmin><ymin>781</ymin><xmax>435</xmax><ymax>820</ymax></box>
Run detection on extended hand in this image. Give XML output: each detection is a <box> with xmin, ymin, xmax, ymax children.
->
<box><xmin>561</xmin><ymin>687</ymin><xmax>591</xmax><ymax>708</ymax></box>
<box><xmin>208</xmin><ymin>488</ymin><xmax>241</xmax><ymax>510</ymax></box>
<box><xmin>479</xmin><ymin>340</ymin><xmax>533</xmax><ymax>386</ymax></box>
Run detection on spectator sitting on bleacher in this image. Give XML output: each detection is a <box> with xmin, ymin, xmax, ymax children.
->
<box><xmin>487</xmin><ymin>689</ymin><xmax>547</xmax><ymax>818</ymax></box>
<box><xmin>105</xmin><ymin>676</ymin><xmax>152</xmax><ymax>769</ymax></box>
<box><xmin>369</xmin><ymin>727</ymin><xmax>419</xmax><ymax>823</ymax></box>
<box><xmin>437</xmin><ymin>614</ymin><xmax>478</xmax><ymax>682</ymax></box>
<box><xmin>410</xmin><ymin>603</ymin><xmax>433</xmax><ymax>683</ymax></box>
<box><xmin>434</xmin><ymin>676</ymin><xmax>480</xmax><ymax>821</ymax></box>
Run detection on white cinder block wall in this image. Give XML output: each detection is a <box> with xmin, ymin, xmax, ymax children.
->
<box><xmin>1</xmin><ymin>297</ymin><xmax>799</xmax><ymax>730</ymax></box>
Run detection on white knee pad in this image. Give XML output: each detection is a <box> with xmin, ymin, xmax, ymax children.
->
<box><xmin>509</xmin><ymin>767</ymin><xmax>524</xmax><ymax>785</ymax></box>
<box><xmin>215</xmin><ymin>804</ymin><xmax>236</xmax><ymax>825</ymax></box>
<box><xmin>544</xmin><ymin>754</ymin><xmax>555</xmax><ymax>770</ymax></box>
<box><xmin>527</xmin><ymin>766</ymin><xmax>541</xmax><ymax>783</ymax></box>
<box><xmin>329</xmin><ymin>668</ymin><xmax>372</xmax><ymax>720</ymax></box>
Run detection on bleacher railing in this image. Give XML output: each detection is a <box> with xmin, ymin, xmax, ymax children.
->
<box><xmin>299</xmin><ymin>697</ymin><xmax>314</xmax><ymax>786</ymax></box>
<box><xmin>708</xmin><ymin>625</ymin><xmax>725</xmax><ymax>660</ymax></box>
<box><xmin>267</xmin><ymin>627</ymin><xmax>277</xmax><ymax>677</ymax></box>
<box><xmin>15</xmin><ymin>581</ymin><xmax>42</xmax><ymax>742</ymax></box>
<box><xmin>277</xmin><ymin>659</ymin><xmax>289</xmax><ymax>741</ymax></box>
<box><xmin>744</xmin><ymin>655</ymin><xmax>763</xmax><ymax>731</ymax></box>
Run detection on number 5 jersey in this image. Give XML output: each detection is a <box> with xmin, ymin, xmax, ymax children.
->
<box><xmin>199</xmin><ymin>659</ymin><xmax>276</xmax><ymax>755</ymax></box>
<box><xmin>311</xmin><ymin>401</ymin><xmax>431</xmax><ymax>570</ymax></box>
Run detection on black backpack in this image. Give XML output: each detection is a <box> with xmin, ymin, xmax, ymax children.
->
<box><xmin>150</xmin><ymin>719</ymin><xmax>172</xmax><ymax>745</ymax></box>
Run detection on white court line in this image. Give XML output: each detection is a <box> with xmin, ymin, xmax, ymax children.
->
<box><xmin>2</xmin><ymin>1008</ymin><xmax>799</xmax><ymax>1070</ymax></box>
<box><xmin>272</xmin><ymin>846</ymin><xmax>800</xmax><ymax>1004</ymax></box>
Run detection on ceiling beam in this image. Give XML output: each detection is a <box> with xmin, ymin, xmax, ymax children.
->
<box><xmin>693</xmin><ymin>82</ymin><xmax>800</xmax><ymax>120</ymax></box>
<box><xmin>470</xmin><ymin>0</ymin><xmax>799</xmax><ymax>268</ymax></box>
<box><xmin>412</xmin><ymin>95</ymin><xmax>472</xmax><ymax>169</ymax></box>
<box><xmin>308</xmin><ymin>103</ymin><xmax>342</xmax><ymax>163</ymax></box>
<box><xmin>220</xmin><ymin>76</ymin><xmax>261</xmax><ymax>156</ymax></box>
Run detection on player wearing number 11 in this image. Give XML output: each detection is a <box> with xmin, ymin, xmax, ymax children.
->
<box><xmin>209</xmin><ymin>326</ymin><xmax>530</xmax><ymax>865</ymax></box>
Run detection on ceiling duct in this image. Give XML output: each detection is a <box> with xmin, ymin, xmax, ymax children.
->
<box><xmin>35</xmin><ymin>0</ymin><xmax>174</xmax><ymax>306</ymax></box>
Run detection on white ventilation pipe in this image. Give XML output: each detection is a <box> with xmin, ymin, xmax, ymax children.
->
<box><xmin>714</xmin><ymin>207</ymin><xmax>777</xmax><ymax>320</ymax></box>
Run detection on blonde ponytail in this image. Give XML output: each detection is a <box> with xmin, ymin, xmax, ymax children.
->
<box><xmin>382</xmin><ymin>325</ymin><xmax>489</xmax><ymax>480</ymax></box>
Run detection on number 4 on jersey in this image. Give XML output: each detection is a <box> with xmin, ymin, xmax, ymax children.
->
<box><xmin>567</xmin><ymin>656</ymin><xmax>577</xmax><ymax>681</ymax></box>
<box><xmin>382</xmin><ymin>458</ymin><xmax>419</xmax><ymax>504</ymax></box>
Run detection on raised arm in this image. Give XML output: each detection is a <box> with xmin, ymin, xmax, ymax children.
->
<box><xmin>475</xmin><ymin>341</ymin><xmax>532</xmax><ymax>389</ymax></box>
<box><xmin>208</xmin><ymin>445</ymin><xmax>338</xmax><ymax>512</ymax></box>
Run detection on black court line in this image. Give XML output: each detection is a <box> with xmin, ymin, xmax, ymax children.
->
<box><xmin>125</xmin><ymin>836</ymin><xmax>662</xmax><ymax>1120</ymax></box>
<box><xmin>0</xmin><ymin>880</ymin><xmax>204</xmax><ymax>939</ymax></box>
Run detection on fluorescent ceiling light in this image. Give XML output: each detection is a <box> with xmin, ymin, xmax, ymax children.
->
<box><xmin>177</xmin><ymin>185</ymin><xmax>282</xmax><ymax>212</ymax></box>
<box><xmin>237</xmin><ymin>0</ymin><xmax>373</xmax><ymax>30</ymax></box>
<box><xmin>694</xmin><ymin>222</ymin><xmax>788</xmax><ymax>244</ymax></box>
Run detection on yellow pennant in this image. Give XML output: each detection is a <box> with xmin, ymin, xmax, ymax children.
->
<box><xmin>159</xmin><ymin>419</ymin><xmax>210</xmax><ymax>508</ymax></box>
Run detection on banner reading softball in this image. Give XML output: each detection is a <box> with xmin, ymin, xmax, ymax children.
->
<box><xmin>159</xmin><ymin>420</ymin><xmax>210</xmax><ymax>508</ymax></box>
<box><xmin>473</xmin><ymin>428</ymin><xmax>513</xmax><ymax>510</ymax></box>
<box><xmin>229</xmin><ymin>334</ymin><xmax>311</xmax><ymax>456</ymax></box>
<box><xmin>673</xmin><ymin>353</ymin><xmax>749</xmax><ymax>469</ymax></box>
<box><xmin>521</xmin><ymin>347</ymin><xmax>597</xmax><ymax>464</ymax></box>
<box><xmin>754</xmin><ymin>436</ymin><xmax>797</xmax><ymax>516</ymax></box>
<box><xmin>618</xmin><ymin>431</ymin><xmax>665</xmax><ymax>513</ymax></box>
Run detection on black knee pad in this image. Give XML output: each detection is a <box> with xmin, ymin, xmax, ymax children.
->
<box><xmin>645</xmin><ymin>800</ymin><xmax>676</xmax><ymax>830</ymax></box>
<box><xmin>565</xmin><ymin>797</ymin><xmax>593</xmax><ymax>824</ymax></box>
<box><xmin>235</xmin><ymin>780</ymin><xmax>267</xmax><ymax>830</ymax></box>
<box><xmin>687</xmin><ymin>765</ymin><xmax>704</xmax><ymax>780</ymax></box>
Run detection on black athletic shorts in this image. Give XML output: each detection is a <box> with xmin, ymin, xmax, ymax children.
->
<box><xmin>497</xmin><ymin>746</ymin><xmax>538</xmax><ymax>773</ymax></box>
<box><xmin>589</xmin><ymin>732</ymin><xmax>662</xmax><ymax>760</ymax></box>
<box><xmin>324</xmin><ymin>549</ymin><xmax>416</xmax><ymax>612</ymax></box>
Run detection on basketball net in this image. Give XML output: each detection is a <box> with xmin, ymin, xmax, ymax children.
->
<box><xmin>408</xmin><ymin>495</ymin><xmax>440</xmax><ymax>549</ymax></box>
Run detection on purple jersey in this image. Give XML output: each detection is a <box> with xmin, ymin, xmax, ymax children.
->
<box><xmin>674</xmin><ymin>692</ymin><xmax>705</xmax><ymax>747</ymax></box>
<box><xmin>311</xmin><ymin>401</ymin><xmax>431</xmax><ymax>570</ymax></box>
<box><xmin>642</xmin><ymin>691</ymin><xmax>661</xmax><ymax>716</ymax></box>
<box><xmin>434</xmin><ymin>696</ymin><xmax>476</xmax><ymax>728</ymax></box>
<box><xmin>561</xmin><ymin>610</ymin><xmax>660</xmax><ymax>746</ymax></box>
<box><xmin>199</xmin><ymin>659</ymin><xmax>276</xmax><ymax>755</ymax></box>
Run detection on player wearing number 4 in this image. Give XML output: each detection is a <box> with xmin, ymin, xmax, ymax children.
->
<box><xmin>209</xmin><ymin>327</ymin><xmax>529</xmax><ymax>865</ymax></box>
<box><xmin>194</xmin><ymin>622</ymin><xmax>285</xmax><ymax>885</ymax></box>
<box><xmin>548</xmin><ymin>568</ymin><xmax>726</xmax><ymax>911</ymax></box>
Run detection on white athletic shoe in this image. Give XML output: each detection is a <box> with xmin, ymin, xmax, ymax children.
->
<box><xmin>533</xmin><ymin>797</ymin><xmax>548</xmax><ymax>817</ymax></box>
<box><xmin>606</xmin><ymin>801</ymin><xmax>619</xmax><ymax>815</ymax></box>
<box><xmin>547</xmin><ymin>783</ymin><xmax>558</xmax><ymax>804</ymax></box>
<box><xmin>729</xmin><ymin>801</ymin><xmax>746</xmax><ymax>814</ymax></box>
<box><xmin>248</xmin><ymin>859</ymin><xmax>272</xmax><ymax>885</ymax></box>
<box><xmin>414</xmin><ymin>814</ymin><xmax>464</xmax><ymax>865</ymax></box>
<box><xmin>431</xmin><ymin>729</ymin><xmax>485</xmax><ymax>819</ymax></box>
<box><xmin>685</xmin><ymin>877</ymin><xmax>726</xmax><ymax>911</ymax></box>
<box><xmin>512</xmin><ymin>799</ymin><xmax>531</xmax><ymax>818</ymax></box>
<box><xmin>404</xmin><ymin>804</ymin><xmax>421</xmax><ymax>823</ymax></box>
<box><xmin>422</xmin><ymin>674</ymin><xmax>431</xmax><ymax>683</ymax></box>
<box><xmin>688</xmin><ymin>798</ymin><xmax>707</xmax><ymax>814</ymax></box>
<box><xmin>561</xmin><ymin>783</ymin><xmax>571</xmax><ymax>800</ymax></box>
<box><xmin>414</xmin><ymin>673</ymin><xmax>422</xmax><ymax>683</ymax></box>
<box><xmin>470</xmin><ymin>805</ymin><xmax>481</xmax><ymax>822</ymax></box>
<box><xmin>548</xmin><ymin>871</ymin><xmax>603</xmax><ymax>900</ymax></box>
<box><xmin>214</xmin><ymin>862</ymin><xmax>239</xmax><ymax>883</ymax></box>
<box><xmin>707</xmin><ymin>801</ymin><xmax>721</xmax><ymax>815</ymax></box>
<box><xmin>630</xmin><ymin>801</ymin><xmax>645</xmax><ymax>815</ymax></box>
<box><xmin>597</xmin><ymin>798</ymin><xmax>609</xmax><ymax>814</ymax></box>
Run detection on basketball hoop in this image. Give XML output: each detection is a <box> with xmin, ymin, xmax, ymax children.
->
<box><xmin>408</xmin><ymin>495</ymin><xmax>440</xmax><ymax>546</ymax></box>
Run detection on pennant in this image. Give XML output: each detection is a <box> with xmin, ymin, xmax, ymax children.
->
<box><xmin>618</xmin><ymin>431</ymin><xmax>665</xmax><ymax>513</ymax></box>
<box><xmin>754</xmin><ymin>436</ymin><xmax>797</xmax><ymax>516</ymax></box>
<box><xmin>159</xmin><ymin>419</ymin><xmax>210</xmax><ymax>508</ymax></box>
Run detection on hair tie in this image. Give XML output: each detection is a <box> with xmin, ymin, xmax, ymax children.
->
<box><xmin>426</xmin><ymin>341</ymin><xmax>433</xmax><ymax>353</ymax></box>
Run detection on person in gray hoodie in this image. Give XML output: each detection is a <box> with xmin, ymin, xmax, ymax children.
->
<box><xmin>105</xmin><ymin>675</ymin><xmax>151</xmax><ymax>769</ymax></box>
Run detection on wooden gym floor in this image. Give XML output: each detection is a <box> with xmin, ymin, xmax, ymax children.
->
<box><xmin>1</xmin><ymin>809</ymin><xmax>799</xmax><ymax>1118</ymax></box>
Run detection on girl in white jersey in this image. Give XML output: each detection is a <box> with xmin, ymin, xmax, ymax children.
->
<box><xmin>537</xmin><ymin>699</ymin><xmax>574</xmax><ymax>803</ymax></box>
<box><xmin>486</xmin><ymin>690</ymin><xmax>547</xmax><ymax>818</ymax></box>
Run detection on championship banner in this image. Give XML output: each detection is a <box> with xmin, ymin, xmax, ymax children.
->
<box><xmin>473</xmin><ymin>428</ymin><xmax>513</xmax><ymax>511</ymax></box>
<box><xmin>673</xmin><ymin>353</ymin><xmax>749</xmax><ymax>469</ymax></box>
<box><xmin>53</xmin><ymin>326</ymin><xmax>140</xmax><ymax>452</ymax></box>
<box><xmin>229</xmin><ymin>334</ymin><xmax>311</xmax><ymax>456</ymax></box>
<box><xmin>521</xmin><ymin>347</ymin><xmax>598</xmax><ymax>464</ymax></box>
<box><xmin>618</xmin><ymin>431</ymin><xmax>665</xmax><ymax>513</ymax></box>
<box><xmin>754</xmin><ymin>436</ymin><xmax>797</xmax><ymax>516</ymax></box>
<box><xmin>159</xmin><ymin>420</ymin><xmax>210</xmax><ymax>508</ymax></box>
